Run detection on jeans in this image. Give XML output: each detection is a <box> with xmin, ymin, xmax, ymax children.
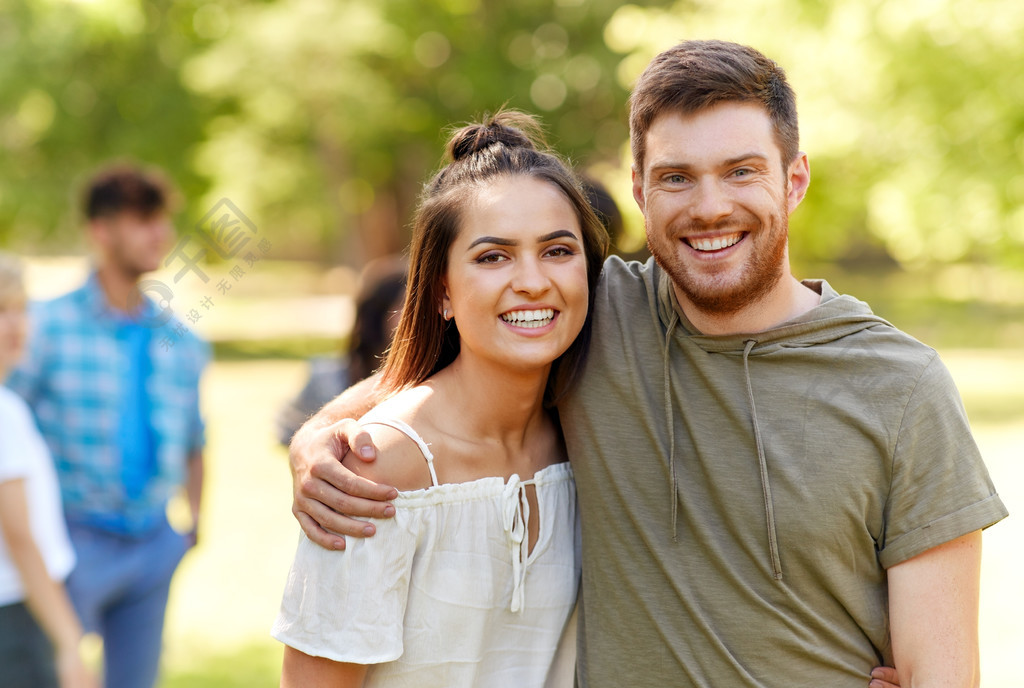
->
<box><xmin>66</xmin><ymin>516</ymin><xmax>188</xmax><ymax>688</ymax></box>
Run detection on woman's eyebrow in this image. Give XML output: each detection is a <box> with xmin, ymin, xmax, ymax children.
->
<box><xmin>467</xmin><ymin>229</ymin><xmax>579</xmax><ymax>250</ymax></box>
<box><xmin>467</xmin><ymin>235</ymin><xmax>515</xmax><ymax>249</ymax></box>
<box><xmin>538</xmin><ymin>229</ymin><xmax>579</xmax><ymax>242</ymax></box>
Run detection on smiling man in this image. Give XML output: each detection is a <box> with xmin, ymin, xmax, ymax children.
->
<box><xmin>289</xmin><ymin>41</ymin><xmax>1007</xmax><ymax>687</ymax></box>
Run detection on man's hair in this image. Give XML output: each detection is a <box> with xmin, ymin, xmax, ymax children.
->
<box><xmin>629</xmin><ymin>40</ymin><xmax>800</xmax><ymax>174</ymax></box>
<box><xmin>83</xmin><ymin>163</ymin><xmax>172</xmax><ymax>221</ymax></box>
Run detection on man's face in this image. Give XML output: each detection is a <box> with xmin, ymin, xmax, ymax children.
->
<box><xmin>632</xmin><ymin>102</ymin><xmax>809</xmax><ymax>317</ymax></box>
<box><xmin>92</xmin><ymin>211</ymin><xmax>173</xmax><ymax>278</ymax></box>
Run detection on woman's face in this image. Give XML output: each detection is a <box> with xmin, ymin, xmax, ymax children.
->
<box><xmin>442</xmin><ymin>175</ymin><xmax>589</xmax><ymax>376</ymax></box>
<box><xmin>0</xmin><ymin>286</ymin><xmax>27</xmax><ymax>374</ymax></box>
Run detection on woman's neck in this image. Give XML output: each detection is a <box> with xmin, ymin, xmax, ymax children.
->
<box><xmin>429</xmin><ymin>353</ymin><xmax>551</xmax><ymax>452</ymax></box>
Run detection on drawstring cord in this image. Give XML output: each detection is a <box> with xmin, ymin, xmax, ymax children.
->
<box><xmin>743</xmin><ymin>339</ymin><xmax>783</xmax><ymax>580</ymax></box>
<box><xmin>662</xmin><ymin>311</ymin><xmax>681</xmax><ymax>540</ymax></box>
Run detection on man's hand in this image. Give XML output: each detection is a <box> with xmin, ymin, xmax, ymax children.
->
<box><xmin>870</xmin><ymin>666</ymin><xmax>901</xmax><ymax>688</ymax></box>
<box><xmin>289</xmin><ymin>418</ymin><xmax>397</xmax><ymax>550</ymax></box>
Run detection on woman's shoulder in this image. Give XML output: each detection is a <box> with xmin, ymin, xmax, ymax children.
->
<box><xmin>347</xmin><ymin>387</ymin><xmax>441</xmax><ymax>492</ymax></box>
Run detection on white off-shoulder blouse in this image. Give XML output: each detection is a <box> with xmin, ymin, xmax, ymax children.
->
<box><xmin>272</xmin><ymin>417</ymin><xmax>581</xmax><ymax>688</ymax></box>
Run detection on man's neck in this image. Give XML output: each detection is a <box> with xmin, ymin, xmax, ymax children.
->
<box><xmin>673</xmin><ymin>276</ymin><xmax>821</xmax><ymax>336</ymax></box>
<box><xmin>95</xmin><ymin>265</ymin><xmax>144</xmax><ymax>314</ymax></box>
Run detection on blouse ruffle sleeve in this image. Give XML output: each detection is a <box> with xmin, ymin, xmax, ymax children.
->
<box><xmin>272</xmin><ymin>513</ymin><xmax>420</xmax><ymax>664</ymax></box>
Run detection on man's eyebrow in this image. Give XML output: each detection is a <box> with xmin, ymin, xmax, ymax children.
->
<box><xmin>724</xmin><ymin>152</ymin><xmax>769</xmax><ymax>166</ymax></box>
<box><xmin>467</xmin><ymin>229</ymin><xmax>579</xmax><ymax>249</ymax></box>
<box><xmin>648</xmin><ymin>152</ymin><xmax>770</xmax><ymax>172</ymax></box>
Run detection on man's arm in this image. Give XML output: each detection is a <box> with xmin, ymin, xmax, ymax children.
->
<box><xmin>887</xmin><ymin>530</ymin><xmax>982</xmax><ymax>687</ymax></box>
<box><xmin>289</xmin><ymin>374</ymin><xmax>398</xmax><ymax>550</ymax></box>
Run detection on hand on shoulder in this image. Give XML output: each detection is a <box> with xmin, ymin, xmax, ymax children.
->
<box><xmin>345</xmin><ymin>391</ymin><xmax>438</xmax><ymax>492</ymax></box>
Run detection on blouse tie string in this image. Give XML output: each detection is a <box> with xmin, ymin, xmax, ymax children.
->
<box><xmin>501</xmin><ymin>475</ymin><xmax>533</xmax><ymax>613</ymax></box>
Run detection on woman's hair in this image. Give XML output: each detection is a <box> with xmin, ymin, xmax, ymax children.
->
<box><xmin>380</xmin><ymin>109</ymin><xmax>608</xmax><ymax>404</ymax></box>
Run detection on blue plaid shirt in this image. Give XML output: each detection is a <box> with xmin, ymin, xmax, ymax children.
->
<box><xmin>6</xmin><ymin>273</ymin><xmax>209</xmax><ymax>536</ymax></box>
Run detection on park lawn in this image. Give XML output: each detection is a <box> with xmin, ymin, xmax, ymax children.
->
<box><xmin>158</xmin><ymin>352</ymin><xmax>1024</xmax><ymax>687</ymax></box>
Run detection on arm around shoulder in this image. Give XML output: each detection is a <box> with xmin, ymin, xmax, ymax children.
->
<box><xmin>289</xmin><ymin>373</ymin><xmax>399</xmax><ymax>549</ymax></box>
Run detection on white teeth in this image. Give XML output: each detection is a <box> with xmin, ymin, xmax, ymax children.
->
<box><xmin>501</xmin><ymin>308</ymin><xmax>555</xmax><ymax>328</ymax></box>
<box><xmin>689</xmin><ymin>233</ymin><xmax>743</xmax><ymax>252</ymax></box>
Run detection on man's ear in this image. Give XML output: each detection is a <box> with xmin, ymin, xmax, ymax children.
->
<box><xmin>786</xmin><ymin>153</ymin><xmax>810</xmax><ymax>213</ymax></box>
<box><xmin>631</xmin><ymin>165</ymin><xmax>646</xmax><ymax>214</ymax></box>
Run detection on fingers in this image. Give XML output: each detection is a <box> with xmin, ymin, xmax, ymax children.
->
<box><xmin>869</xmin><ymin>666</ymin><xmax>901</xmax><ymax>688</ymax></box>
<box><xmin>333</xmin><ymin>419</ymin><xmax>378</xmax><ymax>463</ymax></box>
<box><xmin>295</xmin><ymin>511</ymin><xmax>346</xmax><ymax>551</ymax></box>
<box><xmin>313</xmin><ymin>462</ymin><xmax>398</xmax><ymax>503</ymax></box>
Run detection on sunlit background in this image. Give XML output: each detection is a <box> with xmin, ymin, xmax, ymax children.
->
<box><xmin>2</xmin><ymin>0</ymin><xmax>1022</xmax><ymax>685</ymax></box>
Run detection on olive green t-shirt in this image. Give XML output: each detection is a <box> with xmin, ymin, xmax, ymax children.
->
<box><xmin>561</xmin><ymin>257</ymin><xmax>1007</xmax><ymax>687</ymax></box>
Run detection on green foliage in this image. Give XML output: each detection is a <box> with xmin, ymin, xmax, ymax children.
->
<box><xmin>0</xmin><ymin>0</ymin><xmax>212</xmax><ymax>250</ymax></box>
<box><xmin>609</xmin><ymin>0</ymin><xmax>1024</xmax><ymax>270</ymax></box>
<box><xmin>1</xmin><ymin>0</ymin><xmax>1022</xmax><ymax>274</ymax></box>
<box><xmin>181</xmin><ymin>0</ymin><xmax>650</xmax><ymax>262</ymax></box>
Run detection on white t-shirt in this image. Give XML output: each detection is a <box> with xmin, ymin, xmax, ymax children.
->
<box><xmin>273</xmin><ymin>418</ymin><xmax>580</xmax><ymax>688</ymax></box>
<box><xmin>0</xmin><ymin>385</ymin><xmax>76</xmax><ymax>606</ymax></box>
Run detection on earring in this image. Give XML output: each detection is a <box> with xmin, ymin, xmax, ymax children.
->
<box><xmin>443</xmin><ymin>308</ymin><xmax>450</xmax><ymax>321</ymax></box>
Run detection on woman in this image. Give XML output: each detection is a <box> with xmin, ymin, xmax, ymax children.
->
<box><xmin>273</xmin><ymin>110</ymin><xmax>607</xmax><ymax>687</ymax></box>
<box><xmin>0</xmin><ymin>252</ymin><xmax>95</xmax><ymax>688</ymax></box>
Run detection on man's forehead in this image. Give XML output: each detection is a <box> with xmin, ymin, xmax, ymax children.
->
<box><xmin>642</xmin><ymin>105</ymin><xmax>781</xmax><ymax>169</ymax></box>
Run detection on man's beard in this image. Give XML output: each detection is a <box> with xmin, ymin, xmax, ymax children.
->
<box><xmin>647</xmin><ymin>208</ymin><xmax>789</xmax><ymax>317</ymax></box>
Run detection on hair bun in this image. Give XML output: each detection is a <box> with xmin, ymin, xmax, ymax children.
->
<box><xmin>447</xmin><ymin>109</ymin><xmax>547</xmax><ymax>162</ymax></box>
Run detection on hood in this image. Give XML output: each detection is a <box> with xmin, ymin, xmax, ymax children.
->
<box><xmin>651</xmin><ymin>266</ymin><xmax>892</xmax><ymax>580</ymax></box>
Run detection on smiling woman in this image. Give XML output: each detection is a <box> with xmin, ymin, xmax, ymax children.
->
<box><xmin>273</xmin><ymin>110</ymin><xmax>608</xmax><ymax>688</ymax></box>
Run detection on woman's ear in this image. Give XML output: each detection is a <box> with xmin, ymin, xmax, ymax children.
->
<box><xmin>440</xmin><ymin>287</ymin><xmax>452</xmax><ymax>321</ymax></box>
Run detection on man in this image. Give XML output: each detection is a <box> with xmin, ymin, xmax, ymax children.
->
<box><xmin>6</xmin><ymin>164</ymin><xmax>208</xmax><ymax>688</ymax></box>
<box><xmin>288</xmin><ymin>41</ymin><xmax>1006</xmax><ymax>686</ymax></box>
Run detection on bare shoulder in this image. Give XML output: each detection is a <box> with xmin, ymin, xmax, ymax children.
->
<box><xmin>341</xmin><ymin>389</ymin><xmax>437</xmax><ymax>492</ymax></box>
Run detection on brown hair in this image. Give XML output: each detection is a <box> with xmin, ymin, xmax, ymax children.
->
<box><xmin>629</xmin><ymin>40</ymin><xmax>800</xmax><ymax>175</ymax></box>
<box><xmin>83</xmin><ymin>163</ymin><xmax>173</xmax><ymax>220</ymax></box>
<box><xmin>380</xmin><ymin>109</ymin><xmax>608</xmax><ymax>404</ymax></box>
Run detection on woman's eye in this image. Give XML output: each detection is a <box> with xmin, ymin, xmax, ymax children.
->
<box><xmin>477</xmin><ymin>252</ymin><xmax>506</xmax><ymax>264</ymax></box>
<box><xmin>545</xmin><ymin>246</ymin><xmax>574</xmax><ymax>258</ymax></box>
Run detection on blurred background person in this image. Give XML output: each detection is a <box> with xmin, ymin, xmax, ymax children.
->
<box><xmin>276</xmin><ymin>255</ymin><xmax>407</xmax><ymax>445</ymax></box>
<box><xmin>0</xmin><ymin>251</ymin><xmax>95</xmax><ymax>688</ymax></box>
<box><xmin>580</xmin><ymin>175</ymin><xmax>648</xmax><ymax>262</ymax></box>
<box><xmin>5</xmin><ymin>164</ymin><xmax>209</xmax><ymax>688</ymax></box>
